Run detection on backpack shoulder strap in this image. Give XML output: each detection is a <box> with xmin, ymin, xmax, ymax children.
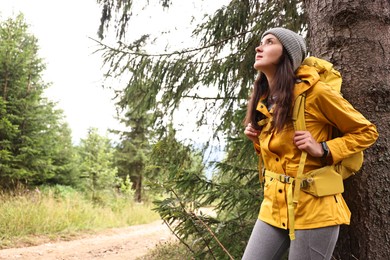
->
<box><xmin>292</xmin><ymin>93</ymin><xmax>306</xmax><ymax>131</ymax></box>
<box><xmin>292</xmin><ymin>93</ymin><xmax>307</xmax><ymax>204</ymax></box>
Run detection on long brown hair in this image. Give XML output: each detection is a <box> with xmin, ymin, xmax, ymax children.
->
<box><xmin>244</xmin><ymin>48</ymin><xmax>296</xmax><ymax>132</ymax></box>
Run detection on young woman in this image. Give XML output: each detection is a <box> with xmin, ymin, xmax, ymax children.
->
<box><xmin>242</xmin><ymin>27</ymin><xmax>378</xmax><ymax>260</ymax></box>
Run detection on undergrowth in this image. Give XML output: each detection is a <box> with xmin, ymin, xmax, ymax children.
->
<box><xmin>137</xmin><ymin>241</ymin><xmax>191</xmax><ymax>260</ymax></box>
<box><xmin>0</xmin><ymin>185</ymin><xmax>159</xmax><ymax>249</ymax></box>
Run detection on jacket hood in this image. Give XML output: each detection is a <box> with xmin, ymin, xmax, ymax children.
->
<box><xmin>293</xmin><ymin>65</ymin><xmax>320</xmax><ymax>99</ymax></box>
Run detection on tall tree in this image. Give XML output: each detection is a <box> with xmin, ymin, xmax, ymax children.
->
<box><xmin>114</xmin><ymin>111</ymin><xmax>151</xmax><ymax>202</ymax></box>
<box><xmin>47</xmin><ymin>121</ymin><xmax>79</xmax><ymax>187</ymax></box>
<box><xmin>0</xmin><ymin>14</ymin><xmax>75</xmax><ymax>187</ymax></box>
<box><xmin>77</xmin><ymin>128</ymin><xmax>118</xmax><ymax>202</ymax></box>
<box><xmin>304</xmin><ymin>1</ymin><xmax>390</xmax><ymax>259</ymax></box>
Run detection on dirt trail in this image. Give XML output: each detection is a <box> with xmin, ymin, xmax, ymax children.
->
<box><xmin>0</xmin><ymin>220</ymin><xmax>176</xmax><ymax>260</ymax></box>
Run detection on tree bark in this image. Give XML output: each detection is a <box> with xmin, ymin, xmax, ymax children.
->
<box><xmin>304</xmin><ymin>0</ymin><xmax>390</xmax><ymax>259</ymax></box>
<box><xmin>131</xmin><ymin>167</ymin><xmax>143</xmax><ymax>203</ymax></box>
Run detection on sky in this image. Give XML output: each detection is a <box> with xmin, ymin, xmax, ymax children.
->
<box><xmin>0</xmin><ymin>0</ymin><xmax>227</xmax><ymax>145</ymax></box>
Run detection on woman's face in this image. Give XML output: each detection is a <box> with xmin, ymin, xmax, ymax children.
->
<box><xmin>253</xmin><ymin>34</ymin><xmax>283</xmax><ymax>72</ymax></box>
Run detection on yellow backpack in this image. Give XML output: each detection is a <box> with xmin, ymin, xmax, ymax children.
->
<box><xmin>294</xmin><ymin>56</ymin><xmax>364</xmax><ymax>180</ymax></box>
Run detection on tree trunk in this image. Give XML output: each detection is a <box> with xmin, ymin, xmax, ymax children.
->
<box><xmin>131</xmin><ymin>168</ymin><xmax>143</xmax><ymax>203</ymax></box>
<box><xmin>135</xmin><ymin>174</ymin><xmax>142</xmax><ymax>203</ymax></box>
<box><xmin>304</xmin><ymin>0</ymin><xmax>390</xmax><ymax>259</ymax></box>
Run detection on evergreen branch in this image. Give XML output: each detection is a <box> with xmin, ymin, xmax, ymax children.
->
<box><xmin>89</xmin><ymin>30</ymin><xmax>252</xmax><ymax>58</ymax></box>
<box><xmin>181</xmin><ymin>95</ymin><xmax>240</xmax><ymax>100</ymax></box>
<box><xmin>162</xmin><ymin>219</ymin><xmax>195</xmax><ymax>255</ymax></box>
<box><xmin>170</xmin><ymin>188</ymin><xmax>217</xmax><ymax>260</ymax></box>
<box><xmin>190</xmin><ymin>212</ymin><xmax>234</xmax><ymax>260</ymax></box>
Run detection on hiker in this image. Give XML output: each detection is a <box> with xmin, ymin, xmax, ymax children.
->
<box><xmin>242</xmin><ymin>27</ymin><xmax>378</xmax><ymax>260</ymax></box>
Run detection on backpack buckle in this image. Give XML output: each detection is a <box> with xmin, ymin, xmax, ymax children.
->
<box><xmin>279</xmin><ymin>175</ymin><xmax>292</xmax><ymax>184</ymax></box>
<box><xmin>301</xmin><ymin>178</ymin><xmax>313</xmax><ymax>188</ymax></box>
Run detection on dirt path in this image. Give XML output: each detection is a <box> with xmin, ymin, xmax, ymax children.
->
<box><xmin>0</xmin><ymin>220</ymin><xmax>176</xmax><ymax>260</ymax></box>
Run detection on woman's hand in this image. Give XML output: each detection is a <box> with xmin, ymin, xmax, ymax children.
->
<box><xmin>244</xmin><ymin>123</ymin><xmax>261</xmax><ymax>144</ymax></box>
<box><xmin>293</xmin><ymin>131</ymin><xmax>323</xmax><ymax>157</ymax></box>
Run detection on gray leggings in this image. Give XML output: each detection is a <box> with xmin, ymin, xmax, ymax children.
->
<box><xmin>242</xmin><ymin>220</ymin><xmax>339</xmax><ymax>260</ymax></box>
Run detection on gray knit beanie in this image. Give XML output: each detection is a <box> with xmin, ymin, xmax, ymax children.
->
<box><xmin>262</xmin><ymin>27</ymin><xmax>307</xmax><ymax>71</ymax></box>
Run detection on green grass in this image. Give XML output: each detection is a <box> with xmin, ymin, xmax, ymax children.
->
<box><xmin>0</xmin><ymin>186</ymin><xmax>160</xmax><ymax>249</ymax></box>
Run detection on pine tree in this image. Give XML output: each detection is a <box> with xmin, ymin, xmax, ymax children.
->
<box><xmin>114</xmin><ymin>111</ymin><xmax>151</xmax><ymax>202</ymax></box>
<box><xmin>0</xmin><ymin>14</ymin><xmax>76</xmax><ymax>187</ymax></box>
<box><xmin>47</xmin><ymin>121</ymin><xmax>79</xmax><ymax>186</ymax></box>
<box><xmin>77</xmin><ymin>128</ymin><xmax>118</xmax><ymax>202</ymax></box>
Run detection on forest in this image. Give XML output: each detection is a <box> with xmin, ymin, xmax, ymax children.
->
<box><xmin>1</xmin><ymin>0</ymin><xmax>389</xmax><ymax>259</ymax></box>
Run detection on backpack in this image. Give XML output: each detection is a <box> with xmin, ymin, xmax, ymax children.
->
<box><xmin>293</xmin><ymin>56</ymin><xmax>364</xmax><ymax>180</ymax></box>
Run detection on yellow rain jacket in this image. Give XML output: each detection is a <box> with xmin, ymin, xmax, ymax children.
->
<box><xmin>255</xmin><ymin>64</ymin><xmax>378</xmax><ymax>231</ymax></box>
